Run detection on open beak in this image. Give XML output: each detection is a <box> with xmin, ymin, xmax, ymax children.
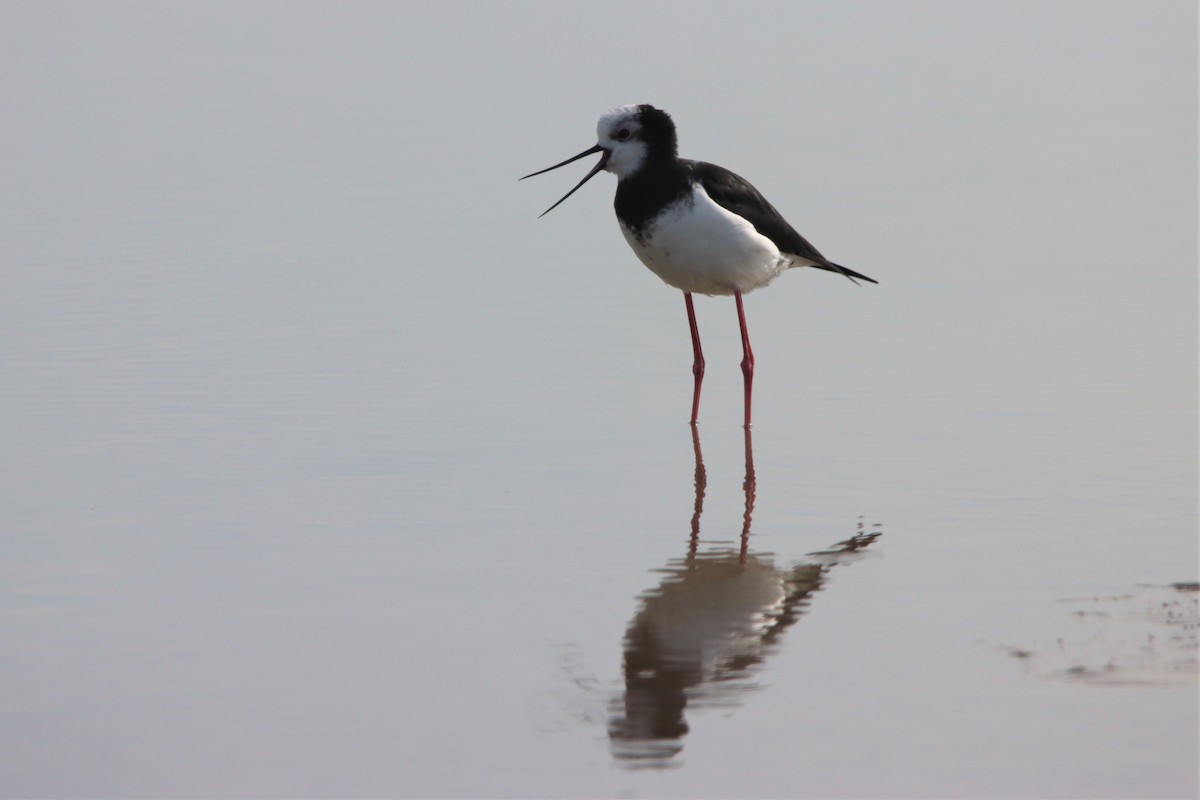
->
<box><xmin>520</xmin><ymin>144</ymin><xmax>611</xmax><ymax>217</ymax></box>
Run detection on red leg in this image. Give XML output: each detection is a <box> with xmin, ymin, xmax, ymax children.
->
<box><xmin>735</xmin><ymin>291</ymin><xmax>755</xmax><ymax>428</ymax></box>
<box><xmin>688</xmin><ymin>424</ymin><xmax>706</xmax><ymax>558</ymax></box>
<box><xmin>684</xmin><ymin>292</ymin><xmax>705</xmax><ymax>425</ymax></box>
<box><xmin>739</xmin><ymin>425</ymin><xmax>756</xmax><ymax>563</ymax></box>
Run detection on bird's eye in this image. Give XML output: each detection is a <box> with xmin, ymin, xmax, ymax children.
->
<box><xmin>615</xmin><ymin>129</ymin><xmax>631</xmax><ymax>141</ymax></box>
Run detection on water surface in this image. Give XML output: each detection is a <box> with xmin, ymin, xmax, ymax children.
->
<box><xmin>1</xmin><ymin>2</ymin><xmax>1195</xmax><ymax>797</ymax></box>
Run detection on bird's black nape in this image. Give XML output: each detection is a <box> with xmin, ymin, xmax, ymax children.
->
<box><xmin>633</xmin><ymin>104</ymin><xmax>679</xmax><ymax>158</ymax></box>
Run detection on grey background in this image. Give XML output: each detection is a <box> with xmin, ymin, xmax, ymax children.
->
<box><xmin>2</xmin><ymin>1</ymin><xmax>1195</xmax><ymax>797</ymax></box>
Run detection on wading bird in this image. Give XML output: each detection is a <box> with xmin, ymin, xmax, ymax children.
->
<box><xmin>522</xmin><ymin>104</ymin><xmax>876</xmax><ymax>427</ymax></box>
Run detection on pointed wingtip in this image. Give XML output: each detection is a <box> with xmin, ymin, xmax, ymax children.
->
<box><xmin>833</xmin><ymin>263</ymin><xmax>879</xmax><ymax>285</ymax></box>
<box><xmin>845</xmin><ymin>272</ymin><xmax>880</xmax><ymax>286</ymax></box>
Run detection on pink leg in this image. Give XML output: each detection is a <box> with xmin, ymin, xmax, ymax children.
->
<box><xmin>735</xmin><ymin>291</ymin><xmax>755</xmax><ymax>428</ymax></box>
<box><xmin>688</xmin><ymin>424</ymin><xmax>706</xmax><ymax>558</ymax></box>
<box><xmin>739</xmin><ymin>425</ymin><xmax>756</xmax><ymax>563</ymax></box>
<box><xmin>684</xmin><ymin>292</ymin><xmax>705</xmax><ymax>425</ymax></box>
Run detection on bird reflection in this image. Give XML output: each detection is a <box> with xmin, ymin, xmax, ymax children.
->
<box><xmin>608</xmin><ymin>427</ymin><xmax>880</xmax><ymax>767</ymax></box>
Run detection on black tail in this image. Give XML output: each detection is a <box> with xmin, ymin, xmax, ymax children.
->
<box><xmin>815</xmin><ymin>261</ymin><xmax>878</xmax><ymax>285</ymax></box>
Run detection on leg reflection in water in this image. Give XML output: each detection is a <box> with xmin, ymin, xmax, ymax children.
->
<box><xmin>609</xmin><ymin>426</ymin><xmax>881</xmax><ymax>767</ymax></box>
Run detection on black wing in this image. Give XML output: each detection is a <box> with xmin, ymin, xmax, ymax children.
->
<box><xmin>688</xmin><ymin>160</ymin><xmax>877</xmax><ymax>285</ymax></box>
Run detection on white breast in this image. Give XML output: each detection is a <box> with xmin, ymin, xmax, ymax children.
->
<box><xmin>619</xmin><ymin>184</ymin><xmax>793</xmax><ymax>296</ymax></box>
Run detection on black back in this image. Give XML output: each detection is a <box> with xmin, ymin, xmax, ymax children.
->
<box><xmin>689</xmin><ymin>161</ymin><xmax>877</xmax><ymax>284</ymax></box>
<box><xmin>611</xmin><ymin>105</ymin><xmax>877</xmax><ymax>285</ymax></box>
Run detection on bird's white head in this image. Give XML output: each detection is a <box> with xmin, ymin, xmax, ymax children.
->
<box><xmin>520</xmin><ymin>103</ymin><xmax>678</xmax><ymax>217</ymax></box>
<box><xmin>597</xmin><ymin>104</ymin><xmax>677</xmax><ymax>180</ymax></box>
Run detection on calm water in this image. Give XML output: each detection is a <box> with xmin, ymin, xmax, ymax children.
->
<box><xmin>1</xmin><ymin>3</ymin><xmax>1196</xmax><ymax>797</ymax></box>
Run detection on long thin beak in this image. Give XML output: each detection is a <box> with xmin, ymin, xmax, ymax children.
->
<box><xmin>520</xmin><ymin>144</ymin><xmax>610</xmax><ymax>217</ymax></box>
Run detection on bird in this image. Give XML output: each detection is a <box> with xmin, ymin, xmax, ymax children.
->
<box><xmin>521</xmin><ymin>103</ymin><xmax>876</xmax><ymax>428</ymax></box>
